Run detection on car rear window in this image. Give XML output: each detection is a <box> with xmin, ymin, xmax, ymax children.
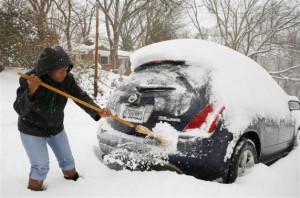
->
<box><xmin>110</xmin><ymin>64</ymin><xmax>197</xmax><ymax>116</ymax></box>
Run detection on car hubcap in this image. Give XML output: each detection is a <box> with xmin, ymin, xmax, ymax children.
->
<box><xmin>238</xmin><ymin>150</ymin><xmax>255</xmax><ymax>177</ymax></box>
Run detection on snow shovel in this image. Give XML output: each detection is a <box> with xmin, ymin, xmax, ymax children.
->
<box><xmin>17</xmin><ymin>72</ymin><xmax>166</xmax><ymax>144</ymax></box>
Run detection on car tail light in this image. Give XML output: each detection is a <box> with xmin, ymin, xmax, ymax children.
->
<box><xmin>207</xmin><ymin>106</ymin><xmax>225</xmax><ymax>133</ymax></box>
<box><xmin>184</xmin><ymin>104</ymin><xmax>225</xmax><ymax>134</ymax></box>
<box><xmin>184</xmin><ymin>104</ymin><xmax>213</xmax><ymax>130</ymax></box>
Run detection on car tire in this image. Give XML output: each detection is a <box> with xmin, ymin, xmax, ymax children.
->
<box><xmin>226</xmin><ymin>138</ymin><xmax>258</xmax><ymax>183</ymax></box>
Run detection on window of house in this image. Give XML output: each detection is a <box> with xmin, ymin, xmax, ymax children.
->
<box><xmin>100</xmin><ymin>56</ymin><xmax>109</xmax><ymax>65</ymax></box>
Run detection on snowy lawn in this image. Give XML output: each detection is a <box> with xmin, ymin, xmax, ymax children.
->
<box><xmin>1</xmin><ymin>68</ymin><xmax>299</xmax><ymax>197</ymax></box>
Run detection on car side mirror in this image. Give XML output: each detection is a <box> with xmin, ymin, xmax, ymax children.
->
<box><xmin>288</xmin><ymin>100</ymin><xmax>300</xmax><ymax>111</ymax></box>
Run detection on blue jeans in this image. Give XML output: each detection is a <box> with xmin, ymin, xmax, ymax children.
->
<box><xmin>20</xmin><ymin>130</ymin><xmax>75</xmax><ymax>181</ymax></box>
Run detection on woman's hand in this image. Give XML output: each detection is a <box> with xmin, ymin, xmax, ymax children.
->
<box><xmin>27</xmin><ymin>74</ymin><xmax>41</xmax><ymax>97</ymax></box>
<box><xmin>98</xmin><ymin>108</ymin><xmax>112</xmax><ymax>118</ymax></box>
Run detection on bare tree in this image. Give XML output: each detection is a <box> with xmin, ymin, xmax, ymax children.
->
<box><xmin>185</xmin><ymin>0</ymin><xmax>300</xmax><ymax>59</ymax></box>
<box><xmin>188</xmin><ymin>0</ymin><xmax>300</xmax><ymax>97</ymax></box>
<box><xmin>97</xmin><ymin>0</ymin><xmax>186</xmax><ymax>70</ymax></box>
<box><xmin>185</xmin><ymin>0</ymin><xmax>208</xmax><ymax>39</ymax></box>
<box><xmin>120</xmin><ymin>0</ymin><xmax>186</xmax><ymax>50</ymax></box>
<box><xmin>96</xmin><ymin>0</ymin><xmax>149</xmax><ymax>72</ymax></box>
<box><xmin>72</xmin><ymin>0</ymin><xmax>96</xmax><ymax>43</ymax></box>
<box><xmin>28</xmin><ymin>0</ymin><xmax>53</xmax><ymax>23</ymax></box>
<box><xmin>267</xmin><ymin>26</ymin><xmax>300</xmax><ymax>96</ymax></box>
<box><xmin>50</xmin><ymin>0</ymin><xmax>74</xmax><ymax>51</ymax></box>
<box><xmin>203</xmin><ymin>0</ymin><xmax>300</xmax><ymax>60</ymax></box>
<box><xmin>119</xmin><ymin>6</ymin><xmax>146</xmax><ymax>51</ymax></box>
<box><xmin>142</xmin><ymin>0</ymin><xmax>186</xmax><ymax>46</ymax></box>
<box><xmin>48</xmin><ymin>0</ymin><xmax>96</xmax><ymax>51</ymax></box>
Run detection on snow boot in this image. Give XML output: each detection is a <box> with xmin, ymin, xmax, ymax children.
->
<box><xmin>62</xmin><ymin>168</ymin><xmax>79</xmax><ymax>181</ymax></box>
<box><xmin>27</xmin><ymin>178</ymin><xmax>43</xmax><ymax>191</ymax></box>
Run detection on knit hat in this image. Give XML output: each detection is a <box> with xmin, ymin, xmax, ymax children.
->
<box><xmin>35</xmin><ymin>46</ymin><xmax>73</xmax><ymax>76</ymax></box>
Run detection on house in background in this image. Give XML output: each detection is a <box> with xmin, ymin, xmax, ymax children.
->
<box><xmin>71</xmin><ymin>43</ymin><xmax>132</xmax><ymax>75</ymax></box>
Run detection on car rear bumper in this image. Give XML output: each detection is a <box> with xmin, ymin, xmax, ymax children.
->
<box><xmin>97</xmin><ymin>122</ymin><xmax>233</xmax><ymax>181</ymax></box>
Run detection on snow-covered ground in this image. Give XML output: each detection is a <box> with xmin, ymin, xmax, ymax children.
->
<box><xmin>1</xmin><ymin>68</ymin><xmax>299</xmax><ymax>197</ymax></box>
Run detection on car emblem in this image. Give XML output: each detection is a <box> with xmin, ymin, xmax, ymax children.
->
<box><xmin>128</xmin><ymin>93</ymin><xmax>138</xmax><ymax>103</ymax></box>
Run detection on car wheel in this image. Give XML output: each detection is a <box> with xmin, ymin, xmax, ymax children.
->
<box><xmin>226</xmin><ymin>138</ymin><xmax>258</xmax><ymax>183</ymax></box>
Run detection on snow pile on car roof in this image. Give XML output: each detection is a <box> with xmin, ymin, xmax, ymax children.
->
<box><xmin>130</xmin><ymin>39</ymin><xmax>291</xmax><ymax>134</ymax></box>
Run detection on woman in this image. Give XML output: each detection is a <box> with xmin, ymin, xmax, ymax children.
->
<box><xmin>13</xmin><ymin>46</ymin><xmax>111</xmax><ymax>191</ymax></box>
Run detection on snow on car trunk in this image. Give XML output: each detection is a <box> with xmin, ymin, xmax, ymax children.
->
<box><xmin>130</xmin><ymin>39</ymin><xmax>291</xmax><ymax>134</ymax></box>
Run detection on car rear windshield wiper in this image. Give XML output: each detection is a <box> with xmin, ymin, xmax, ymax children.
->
<box><xmin>136</xmin><ymin>85</ymin><xmax>176</xmax><ymax>93</ymax></box>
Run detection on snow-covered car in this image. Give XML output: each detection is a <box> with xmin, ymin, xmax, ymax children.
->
<box><xmin>97</xmin><ymin>39</ymin><xmax>300</xmax><ymax>183</ymax></box>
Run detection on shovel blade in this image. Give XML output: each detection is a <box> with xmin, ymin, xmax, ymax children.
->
<box><xmin>135</xmin><ymin>125</ymin><xmax>152</xmax><ymax>135</ymax></box>
<box><xmin>135</xmin><ymin>125</ymin><xmax>169</xmax><ymax>145</ymax></box>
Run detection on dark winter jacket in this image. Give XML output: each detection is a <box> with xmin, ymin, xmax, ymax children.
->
<box><xmin>13</xmin><ymin>46</ymin><xmax>100</xmax><ymax>137</ymax></box>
